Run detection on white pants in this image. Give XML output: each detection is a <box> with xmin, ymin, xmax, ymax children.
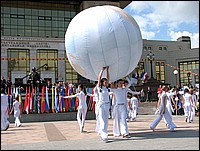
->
<box><xmin>150</xmin><ymin>109</ymin><xmax>176</xmax><ymax>131</ymax></box>
<box><xmin>14</xmin><ymin>110</ymin><xmax>21</xmax><ymax>126</ymax></box>
<box><xmin>113</xmin><ymin>104</ymin><xmax>129</xmax><ymax>136</ymax></box>
<box><xmin>1</xmin><ymin>108</ymin><xmax>10</xmax><ymax>131</ymax></box>
<box><xmin>164</xmin><ymin>104</ymin><xmax>173</xmax><ymax>124</ymax></box>
<box><xmin>128</xmin><ymin>105</ymin><xmax>137</xmax><ymax>120</ymax></box>
<box><xmin>184</xmin><ymin>104</ymin><xmax>192</xmax><ymax>122</ymax></box>
<box><xmin>95</xmin><ymin>104</ymin><xmax>100</xmax><ymax>133</ymax></box>
<box><xmin>98</xmin><ymin>103</ymin><xmax>110</xmax><ymax>140</ymax></box>
<box><xmin>77</xmin><ymin>106</ymin><xmax>87</xmax><ymax>131</ymax></box>
<box><xmin>190</xmin><ymin>105</ymin><xmax>196</xmax><ymax>121</ymax></box>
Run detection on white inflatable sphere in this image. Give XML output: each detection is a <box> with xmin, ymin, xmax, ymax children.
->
<box><xmin>65</xmin><ymin>5</ymin><xmax>143</xmax><ymax>82</ymax></box>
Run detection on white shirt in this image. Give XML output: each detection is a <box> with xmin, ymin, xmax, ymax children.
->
<box><xmin>63</xmin><ymin>91</ymin><xmax>87</xmax><ymax>108</ymax></box>
<box><xmin>13</xmin><ymin>101</ymin><xmax>20</xmax><ymax>112</ymax></box>
<box><xmin>183</xmin><ymin>93</ymin><xmax>192</xmax><ymax>106</ymax></box>
<box><xmin>97</xmin><ymin>86</ymin><xmax>111</xmax><ymax>104</ymax></box>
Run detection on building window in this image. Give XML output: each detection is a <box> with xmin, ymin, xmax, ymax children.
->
<box><xmin>163</xmin><ymin>47</ymin><xmax>167</xmax><ymax>50</ymax></box>
<box><xmin>148</xmin><ymin>47</ymin><xmax>152</xmax><ymax>50</ymax></box>
<box><xmin>7</xmin><ymin>49</ymin><xmax>30</xmax><ymax>78</ymax></box>
<box><xmin>65</xmin><ymin>53</ymin><xmax>78</xmax><ymax>84</ymax></box>
<box><xmin>156</xmin><ymin>61</ymin><xmax>165</xmax><ymax>83</ymax></box>
<box><xmin>37</xmin><ymin>49</ymin><xmax>58</xmax><ymax>81</ymax></box>
<box><xmin>179</xmin><ymin>60</ymin><xmax>199</xmax><ymax>87</ymax></box>
<box><xmin>1</xmin><ymin>1</ymin><xmax>79</xmax><ymax>38</ymax></box>
<box><xmin>143</xmin><ymin>46</ymin><xmax>147</xmax><ymax>51</ymax></box>
<box><xmin>159</xmin><ymin>47</ymin><xmax>162</xmax><ymax>51</ymax></box>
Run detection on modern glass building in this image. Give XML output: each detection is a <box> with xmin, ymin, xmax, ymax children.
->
<box><xmin>1</xmin><ymin>1</ymin><xmax>199</xmax><ymax>88</ymax></box>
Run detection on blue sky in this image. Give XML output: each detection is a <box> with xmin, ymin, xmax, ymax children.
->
<box><xmin>124</xmin><ymin>1</ymin><xmax>199</xmax><ymax>48</ymax></box>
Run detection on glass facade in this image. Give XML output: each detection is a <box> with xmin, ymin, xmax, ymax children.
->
<box><xmin>7</xmin><ymin>49</ymin><xmax>30</xmax><ymax>77</ymax></box>
<box><xmin>1</xmin><ymin>1</ymin><xmax>78</xmax><ymax>38</ymax></box>
<box><xmin>156</xmin><ymin>61</ymin><xmax>165</xmax><ymax>83</ymax></box>
<box><xmin>2</xmin><ymin>1</ymin><xmax>80</xmax><ymax>84</ymax></box>
<box><xmin>65</xmin><ymin>59</ymin><xmax>78</xmax><ymax>84</ymax></box>
<box><xmin>179</xmin><ymin>60</ymin><xmax>199</xmax><ymax>87</ymax></box>
<box><xmin>37</xmin><ymin>49</ymin><xmax>58</xmax><ymax>80</ymax></box>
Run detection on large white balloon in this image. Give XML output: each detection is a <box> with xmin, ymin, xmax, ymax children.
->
<box><xmin>65</xmin><ymin>5</ymin><xmax>143</xmax><ymax>82</ymax></box>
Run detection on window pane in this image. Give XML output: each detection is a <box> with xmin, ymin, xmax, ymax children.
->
<box><xmin>25</xmin><ymin>8</ymin><xmax>31</xmax><ymax>15</ymax></box>
<box><xmin>32</xmin><ymin>9</ymin><xmax>38</xmax><ymax>15</ymax></box>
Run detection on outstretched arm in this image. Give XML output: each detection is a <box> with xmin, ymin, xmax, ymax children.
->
<box><xmin>106</xmin><ymin>66</ymin><xmax>110</xmax><ymax>83</ymax></box>
<box><xmin>62</xmin><ymin>93</ymin><xmax>79</xmax><ymax>99</ymax></box>
<box><xmin>125</xmin><ymin>76</ymin><xmax>132</xmax><ymax>89</ymax></box>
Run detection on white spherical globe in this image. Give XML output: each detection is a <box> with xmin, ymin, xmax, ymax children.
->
<box><xmin>65</xmin><ymin>5</ymin><xmax>143</xmax><ymax>82</ymax></box>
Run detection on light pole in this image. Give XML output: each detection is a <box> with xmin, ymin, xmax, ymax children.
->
<box><xmin>147</xmin><ymin>51</ymin><xmax>155</xmax><ymax>78</ymax></box>
<box><xmin>173</xmin><ymin>70</ymin><xmax>178</xmax><ymax>87</ymax></box>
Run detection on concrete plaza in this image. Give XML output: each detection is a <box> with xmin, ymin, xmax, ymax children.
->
<box><xmin>1</xmin><ymin>115</ymin><xmax>199</xmax><ymax>150</ymax></box>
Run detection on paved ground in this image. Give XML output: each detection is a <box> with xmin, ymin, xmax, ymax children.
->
<box><xmin>1</xmin><ymin>115</ymin><xmax>199</xmax><ymax>150</ymax></box>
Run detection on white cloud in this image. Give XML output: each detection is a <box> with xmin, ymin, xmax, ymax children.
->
<box><xmin>124</xmin><ymin>1</ymin><xmax>199</xmax><ymax>48</ymax></box>
<box><xmin>169</xmin><ymin>31</ymin><xmax>199</xmax><ymax>48</ymax></box>
<box><xmin>126</xmin><ymin>1</ymin><xmax>199</xmax><ymax>29</ymax></box>
<box><xmin>141</xmin><ymin>30</ymin><xmax>156</xmax><ymax>40</ymax></box>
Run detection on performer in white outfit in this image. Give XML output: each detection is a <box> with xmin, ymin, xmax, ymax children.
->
<box><xmin>128</xmin><ymin>94</ymin><xmax>139</xmax><ymax>121</ymax></box>
<box><xmin>182</xmin><ymin>88</ymin><xmax>193</xmax><ymax>123</ymax></box>
<box><xmin>10</xmin><ymin>94</ymin><xmax>22</xmax><ymax>127</ymax></box>
<box><xmin>110</xmin><ymin>77</ymin><xmax>133</xmax><ymax>138</ymax></box>
<box><xmin>164</xmin><ymin>88</ymin><xmax>177</xmax><ymax>127</ymax></box>
<box><xmin>96</xmin><ymin>66</ymin><xmax>112</xmax><ymax>143</ymax></box>
<box><xmin>190</xmin><ymin>88</ymin><xmax>197</xmax><ymax>122</ymax></box>
<box><xmin>63</xmin><ymin>84</ymin><xmax>90</xmax><ymax>133</ymax></box>
<box><xmin>93</xmin><ymin>85</ymin><xmax>100</xmax><ymax>134</ymax></box>
<box><xmin>1</xmin><ymin>88</ymin><xmax>10</xmax><ymax>131</ymax></box>
<box><xmin>150</xmin><ymin>86</ymin><xmax>176</xmax><ymax>131</ymax></box>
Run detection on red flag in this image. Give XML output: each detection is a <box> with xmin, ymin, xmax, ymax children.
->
<box><xmin>24</xmin><ymin>86</ymin><xmax>29</xmax><ymax>114</ymax></box>
<box><xmin>41</xmin><ymin>86</ymin><xmax>46</xmax><ymax>113</ymax></box>
<box><xmin>65</xmin><ymin>85</ymin><xmax>69</xmax><ymax>112</ymax></box>
<box><xmin>91</xmin><ymin>88</ymin><xmax>96</xmax><ymax>112</ymax></box>
<box><xmin>75</xmin><ymin>97</ymin><xmax>79</xmax><ymax>111</ymax></box>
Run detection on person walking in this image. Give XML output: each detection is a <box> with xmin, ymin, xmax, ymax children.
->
<box><xmin>10</xmin><ymin>94</ymin><xmax>22</xmax><ymax>127</ymax></box>
<box><xmin>182</xmin><ymin>88</ymin><xmax>193</xmax><ymax>123</ymax></box>
<box><xmin>150</xmin><ymin>85</ymin><xmax>176</xmax><ymax>132</ymax></box>
<box><xmin>1</xmin><ymin>88</ymin><xmax>10</xmax><ymax>131</ymax></box>
<box><xmin>164</xmin><ymin>88</ymin><xmax>177</xmax><ymax>127</ymax></box>
<box><xmin>190</xmin><ymin>88</ymin><xmax>197</xmax><ymax>122</ymax></box>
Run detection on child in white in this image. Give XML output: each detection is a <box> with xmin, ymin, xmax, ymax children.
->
<box><xmin>128</xmin><ymin>94</ymin><xmax>138</xmax><ymax>121</ymax></box>
<box><xmin>1</xmin><ymin>88</ymin><xmax>10</xmax><ymax>131</ymax></box>
<box><xmin>150</xmin><ymin>86</ymin><xmax>176</xmax><ymax>131</ymax></box>
<box><xmin>63</xmin><ymin>84</ymin><xmax>89</xmax><ymax>133</ymax></box>
<box><xmin>182</xmin><ymin>88</ymin><xmax>193</xmax><ymax>123</ymax></box>
<box><xmin>110</xmin><ymin>77</ymin><xmax>132</xmax><ymax>138</ymax></box>
<box><xmin>10</xmin><ymin>94</ymin><xmax>22</xmax><ymax>127</ymax></box>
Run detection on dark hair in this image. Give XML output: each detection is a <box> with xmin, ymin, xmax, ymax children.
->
<box><xmin>99</xmin><ymin>78</ymin><xmax>110</xmax><ymax>93</ymax></box>
<box><xmin>100</xmin><ymin>78</ymin><xmax>108</xmax><ymax>86</ymax></box>
<box><xmin>78</xmin><ymin>84</ymin><xmax>87</xmax><ymax>95</ymax></box>
<box><xmin>117</xmin><ymin>79</ymin><xmax>123</xmax><ymax>83</ymax></box>
<box><xmin>15</xmin><ymin>94</ymin><xmax>19</xmax><ymax>101</ymax></box>
<box><xmin>184</xmin><ymin>88</ymin><xmax>189</xmax><ymax>93</ymax></box>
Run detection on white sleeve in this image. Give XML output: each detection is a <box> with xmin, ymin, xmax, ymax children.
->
<box><xmin>125</xmin><ymin>77</ymin><xmax>132</xmax><ymax>89</ymax></box>
<box><xmin>62</xmin><ymin>93</ymin><xmax>79</xmax><ymax>98</ymax></box>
